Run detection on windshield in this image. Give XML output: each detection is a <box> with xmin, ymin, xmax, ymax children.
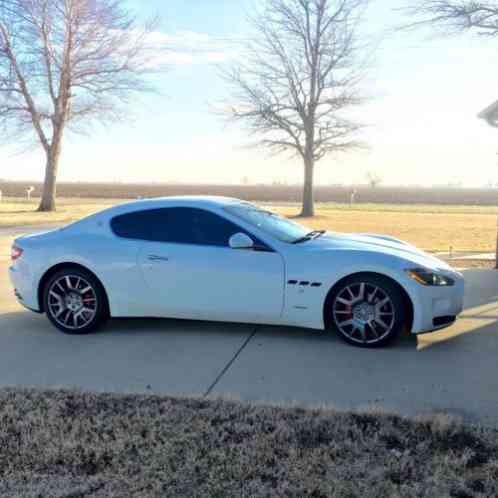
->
<box><xmin>225</xmin><ymin>203</ymin><xmax>311</xmax><ymax>243</ymax></box>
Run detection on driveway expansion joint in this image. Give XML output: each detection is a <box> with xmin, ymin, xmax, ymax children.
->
<box><xmin>204</xmin><ymin>326</ymin><xmax>258</xmax><ymax>397</ymax></box>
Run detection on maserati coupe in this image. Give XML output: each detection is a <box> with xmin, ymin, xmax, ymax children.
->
<box><xmin>9</xmin><ymin>196</ymin><xmax>464</xmax><ymax>347</ymax></box>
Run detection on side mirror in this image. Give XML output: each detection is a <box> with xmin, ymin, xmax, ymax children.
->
<box><xmin>229</xmin><ymin>233</ymin><xmax>255</xmax><ymax>250</ymax></box>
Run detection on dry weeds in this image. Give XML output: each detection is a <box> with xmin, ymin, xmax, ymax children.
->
<box><xmin>0</xmin><ymin>388</ymin><xmax>497</xmax><ymax>498</ymax></box>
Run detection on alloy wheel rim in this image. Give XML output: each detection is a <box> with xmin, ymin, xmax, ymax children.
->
<box><xmin>332</xmin><ymin>282</ymin><xmax>395</xmax><ymax>344</ymax></box>
<box><xmin>47</xmin><ymin>275</ymin><xmax>98</xmax><ymax>330</ymax></box>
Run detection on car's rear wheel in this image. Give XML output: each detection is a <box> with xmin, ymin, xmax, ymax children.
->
<box><xmin>43</xmin><ymin>268</ymin><xmax>108</xmax><ymax>335</ymax></box>
<box><xmin>326</xmin><ymin>274</ymin><xmax>406</xmax><ymax>348</ymax></box>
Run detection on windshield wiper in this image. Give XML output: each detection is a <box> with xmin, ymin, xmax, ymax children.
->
<box><xmin>292</xmin><ymin>230</ymin><xmax>326</xmax><ymax>244</ymax></box>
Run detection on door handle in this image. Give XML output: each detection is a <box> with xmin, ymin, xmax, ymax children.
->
<box><xmin>147</xmin><ymin>255</ymin><xmax>169</xmax><ymax>262</ymax></box>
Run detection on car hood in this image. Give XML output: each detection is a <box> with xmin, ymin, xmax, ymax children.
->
<box><xmin>302</xmin><ymin>231</ymin><xmax>452</xmax><ymax>271</ymax></box>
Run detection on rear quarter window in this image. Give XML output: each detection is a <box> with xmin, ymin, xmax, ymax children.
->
<box><xmin>110</xmin><ymin>210</ymin><xmax>155</xmax><ymax>240</ymax></box>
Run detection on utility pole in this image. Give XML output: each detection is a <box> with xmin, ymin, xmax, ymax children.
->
<box><xmin>477</xmin><ymin>112</ymin><xmax>498</xmax><ymax>270</ymax></box>
<box><xmin>496</xmin><ymin>153</ymin><xmax>498</xmax><ymax>270</ymax></box>
<box><xmin>495</xmin><ymin>218</ymin><xmax>498</xmax><ymax>269</ymax></box>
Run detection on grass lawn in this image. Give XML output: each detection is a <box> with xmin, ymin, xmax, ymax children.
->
<box><xmin>0</xmin><ymin>388</ymin><xmax>496</xmax><ymax>498</ymax></box>
<box><xmin>1</xmin><ymin>197</ymin><xmax>496</xmax><ymax>252</ymax></box>
<box><xmin>0</xmin><ymin>197</ymin><xmax>117</xmax><ymax>228</ymax></box>
<box><xmin>275</xmin><ymin>207</ymin><xmax>497</xmax><ymax>253</ymax></box>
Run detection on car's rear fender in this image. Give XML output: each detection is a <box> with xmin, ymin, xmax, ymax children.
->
<box><xmin>36</xmin><ymin>262</ymin><xmax>110</xmax><ymax>314</ymax></box>
<box><xmin>34</xmin><ymin>234</ymin><xmax>144</xmax><ymax>317</ymax></box>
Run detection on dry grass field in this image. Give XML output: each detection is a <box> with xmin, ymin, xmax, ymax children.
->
<box><xmin>2</xmin><ymin>181</ymin><xmax>498</xmax><ymax>205</ymax></box>
<box><xmin>273</xmin><ymin>205</ymin><xmax>497</xmax><ymax>253</ymax></box>
<box><xmin>0</xmin><ymin>197</ymin><xmax>114</xmax><ymax>228</ymax></box>
<box><xmin>0</xmin><ymin>387</ymin><xmax>497</xmax><ymax>498</ymax></box>
<box><xmin>1</xmin><ymin>197</ymin><xmax>496</xmax><ymax>252</ymax></box>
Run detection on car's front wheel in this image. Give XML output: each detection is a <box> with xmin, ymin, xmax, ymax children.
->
<box><xmin>43</xmin><ymin>268</ymin><xmax>108</xmax><ymax>335</ymax></box>
<box><xmin>326</xmin><ymin>274</ymin><xmax>406</xmax><ymax>348</ymax></box>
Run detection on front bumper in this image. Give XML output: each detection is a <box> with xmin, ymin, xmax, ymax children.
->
<box><xmin>411</xmin><ymin>273</ymin><xmax>464</xmax><ymax>334</ymax></box>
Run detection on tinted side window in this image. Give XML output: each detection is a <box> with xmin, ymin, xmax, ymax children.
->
<box><xmin>153</xmin><ymin>207</ymin><xmax>243</xmax><ymax>246</ymax></box>
<box><xmin>111</xmin><ymin>210</ymin><xmax>155</xmax><ymax>240</ymax></box>
<box><xmin>111</xmin><ymin>207</ymin><xmax>255</xmax><ymax>247</ymax></box>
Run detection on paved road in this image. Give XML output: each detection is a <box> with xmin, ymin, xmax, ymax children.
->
<box><xmin>1</xmin><ymin>227</ymin><xmax>498</xmax><ymax>426</ymax></box>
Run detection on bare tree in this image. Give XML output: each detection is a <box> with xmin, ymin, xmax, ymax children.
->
<box><xmin>365</xmin><ymin>169</ymin><xmax>381</xmax><ymax>188</ymax></box>
<box><xmin>404</xmin><ymin>1</ymin><xmax>498</xmax><ymax>36</ymax></box>
<box><xmin>404</xmin><ymin>0</ymin><xmax>498</xmax><ymax>268</ymax></box>
<box><xmin>224</xmin><ymin>0</ymin><xmax>368</xmax><ymax>217</ymax></box>
<box><xmin>0</xmin><ymin>0</ymin><xmax>162</xmax><ymax>211</ymax></box>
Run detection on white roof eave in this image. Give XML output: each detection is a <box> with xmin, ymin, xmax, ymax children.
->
<box><xmin>478</xmin><ymin>100</ymin><xmax>498</xmax><ymax>127</ymax></box>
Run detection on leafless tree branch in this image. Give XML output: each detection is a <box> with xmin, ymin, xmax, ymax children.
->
<box><xmin>0</xmin><ymin>0</ymin><xmax>166</xmax><ymax>211</ymax></box>
<box><xmin>222</xmin><ymin>0</ymin><xmax>369</xmax><ymax>216</ymax></box>
<box><xmin>402</xmin><ymin>1</ymin><xmax>498</xmax><ymax>36</ymax></box>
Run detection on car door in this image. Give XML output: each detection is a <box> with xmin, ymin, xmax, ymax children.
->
<box><xmin>134</xmin><ymin>207</ymin><xmax>285</xmax><ymax>323</ymax></box>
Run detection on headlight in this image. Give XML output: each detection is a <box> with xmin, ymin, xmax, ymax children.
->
<box><xmin>405</xmin><ymin>268</ymin><xmax>455</xmax><ymax>287</ymax></box>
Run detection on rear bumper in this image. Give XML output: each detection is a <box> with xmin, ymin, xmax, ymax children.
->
<box><xmin>9</xmin><ymin>265</ymin><xmax>40</xmax><ymax>312</ymax></box>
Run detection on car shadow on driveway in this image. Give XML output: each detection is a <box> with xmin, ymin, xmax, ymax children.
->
<box><xmin>3</xmin><ymin>299</ymin><xmax>495</xmax><ymax>355</ymax></box>
<box><xmin>0</xmin><ymin>308</ymin><xmax>418</xmax><ymax>349</ymax></box>
<box><xmin>245</xmin><ymin>322</ymin><xmax>418</xmax><ymax>349</ymax></box>
<box><xmin>1</xmin><ymin>294</ymin><xmax>496</xmax><ymax>353</ymax></box>
<box><xmin>8</xmin><ymin>304</ymin><xmax>493</xmax><ymax>353</ymax></box>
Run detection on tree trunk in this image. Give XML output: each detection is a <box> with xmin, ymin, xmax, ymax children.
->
<box><xmin>38</xmin><ymin>153</ymin><xmax>58</xmax><ymax>211</ymax></box>
<box><xmin>300</xmin><ymin>155</ymin><xmax>315</xmax><ymax>217</ymax></box>
<box><xmin>38</xmin><ymin>144</ymin><xmax>61</xmax><ymax>212</ymax></box>
<box><xmin>38</xmin><ymin>116</ymin><xmax>66</xmax><ymax>212</ymax></box>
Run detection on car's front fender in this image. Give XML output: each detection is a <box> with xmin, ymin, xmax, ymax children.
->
<box><xmin>281</xmin><ymin>250</ymin><xmax>424</xmax><ymax>332</ymax></box>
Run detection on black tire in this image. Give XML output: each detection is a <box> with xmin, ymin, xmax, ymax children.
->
<box><xmin>325</xmin><ymin>274</ymin><xmax>406</xmax><ymax>348</ymax></box>
<box><xmin>43</xmin><ymin>267</ymin><xmax>108</xmax><ymax>335</ymax></box>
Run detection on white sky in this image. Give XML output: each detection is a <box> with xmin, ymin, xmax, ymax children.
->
<box><xmin>1</xmin><ymin>0</ymin><xmax>498</xmax><ymax>187</ymax></box>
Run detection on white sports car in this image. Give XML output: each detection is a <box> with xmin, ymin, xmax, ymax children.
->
<box><xmin>9</xmin><ymin>196</ymin><xmax>464</xmax><ymax>347</ymax></box>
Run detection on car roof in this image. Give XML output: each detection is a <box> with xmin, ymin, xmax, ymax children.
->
<box><xmin>60</xmin><ymin>196</ymin><xmax>252</xmax><ymax>233</ymax></box>
<box><xmin>98</xmin><ymin>196</ymin><xmax>247</xmax><ymax>217</ymax></box>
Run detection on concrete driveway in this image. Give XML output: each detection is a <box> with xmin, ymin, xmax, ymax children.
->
<box><xmin>1</xmin><ymin>227</ymin><xmax>498</xmax><ymax>426</ymax></box>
